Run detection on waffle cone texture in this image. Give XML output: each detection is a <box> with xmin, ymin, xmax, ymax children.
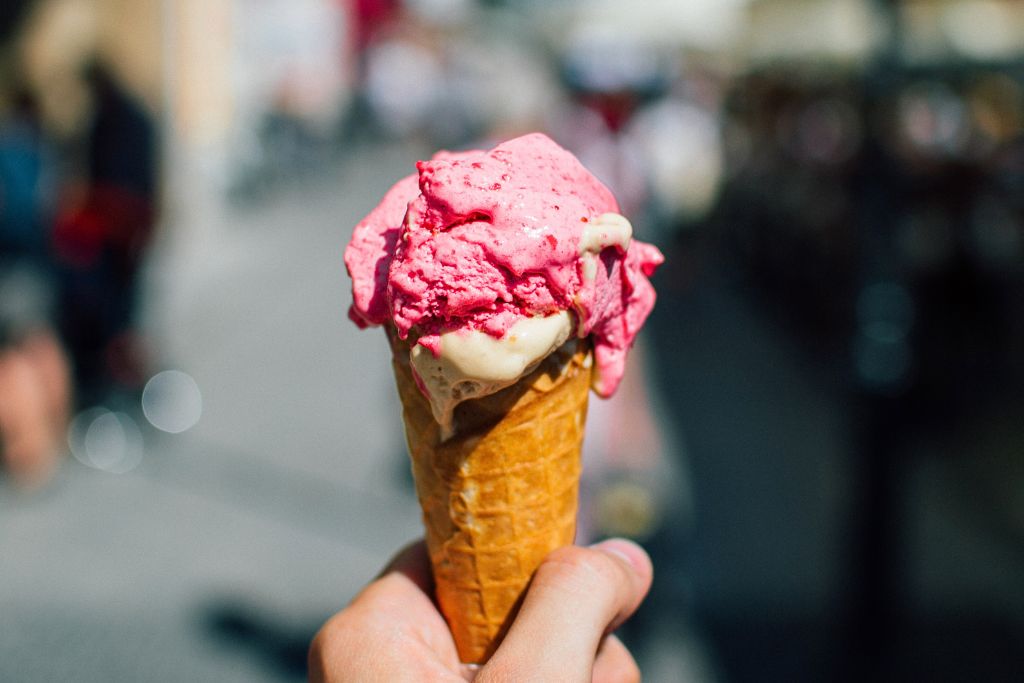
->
<box><xmin>390</xmin><ymin>333</ymin><xmax>592</xmax><ymax>663</ymax></box>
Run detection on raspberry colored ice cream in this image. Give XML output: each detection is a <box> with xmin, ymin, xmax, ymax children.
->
<box><xmin>345</xmin><ymin>133</ymin><xmax>662</xmax><ymax>398</ymax></box>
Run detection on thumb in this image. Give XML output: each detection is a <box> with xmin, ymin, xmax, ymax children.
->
<box><xmin>477</xmin><ymin>539</ymin><xmax>652</xmax><ymax>683</ymax></box>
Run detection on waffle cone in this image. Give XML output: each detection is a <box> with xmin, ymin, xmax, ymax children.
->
<box><xmin>390</xmin><ymin>333</ymin><xmax>592</xmax><ymax>663</ymax></box>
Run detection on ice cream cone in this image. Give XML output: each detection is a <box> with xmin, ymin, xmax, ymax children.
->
<box><xmin>389</xmin><ymin>332</ymin><xmax>592</xmax><ymax>664</ymax></box>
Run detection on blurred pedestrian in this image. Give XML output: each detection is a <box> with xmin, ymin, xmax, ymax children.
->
<box><xmin>52</xmin><ymin>60</ymin><xmax>158</xmax><ymax>405</ymax></box>
<box><xmin>0</xmin><ymin>81</ymin><xmax>70</xmax><ymax>488</ymax></box>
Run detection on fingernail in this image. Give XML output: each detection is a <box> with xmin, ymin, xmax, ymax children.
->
<box><xmin>589</xmin><ymin>538</ymin><xmax>647</xmax><ymax>573</ymax></box>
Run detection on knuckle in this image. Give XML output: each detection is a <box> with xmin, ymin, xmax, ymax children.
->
<box><xmin>312</xmin><ymin>611</ymin><xmax>358</xmax><ymax>656</ymax></box>
<box><xmin>308</xmin><ymin>608</ymin><xmax>377</xmax><ymax>681</ymax></box>
<box><xmin>538</xmin><ymin>546</ymin><xmax>627</xmax><ymax>600</ymax></box>
<box><xmin>307</xmin><ymin>626</ymin><xmax>330</xmax><ymax>681</ymax></box>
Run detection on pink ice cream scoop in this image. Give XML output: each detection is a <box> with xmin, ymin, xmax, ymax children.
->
<box><xmin>344</xmin><ymin>132</ymin><xmax>662</xmax><ymax>398</ymax></box>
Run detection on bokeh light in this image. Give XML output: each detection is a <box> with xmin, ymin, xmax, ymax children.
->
<box><xmin>68</xmin><ymin>408</ymin><xmax>144</xmax><ymax>474</ymax></box>
<box><xmin>141</xmin><ymin>370</ymin><xmax>202</xmax><ymax>434</ymax></box>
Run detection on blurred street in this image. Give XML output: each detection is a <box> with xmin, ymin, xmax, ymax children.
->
<box><xmin>0</xmin><ymin>144</ymin><xmax>426</xmax><ymax>682</ymax></box>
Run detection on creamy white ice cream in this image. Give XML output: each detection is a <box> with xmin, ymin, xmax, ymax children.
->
<box><xmin>579</xmin><ymin>213</ymin><xmax>633</xmax><ymax>281</ymax></box>
<box><xmin>410</xmin><ymin>311</ymin><xmax>574</xmax><ymax>439</ymax></box>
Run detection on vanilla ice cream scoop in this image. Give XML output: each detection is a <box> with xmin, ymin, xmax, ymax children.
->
<box><xmin>410</xmin><ymin>311</ymin><xmax>574</xmax><ymax>438</ymax></box>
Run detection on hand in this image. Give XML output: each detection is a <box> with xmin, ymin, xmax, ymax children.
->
<box><xmin>309</xmin><ymin>538</ymin><xmax>653</xmax><ymax>682</ymax></box>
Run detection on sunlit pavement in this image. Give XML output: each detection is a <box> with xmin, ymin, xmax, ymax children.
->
<box><xmin>0</xmin><ymin>142</ymin><xmax>426</xmax><ymax>682</ymax></box>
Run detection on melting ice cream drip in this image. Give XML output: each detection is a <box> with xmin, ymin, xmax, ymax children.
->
<box><xmin>409</xmin><ymin>311</ymin><xmax>573</xmax><ymax>439</ymax></box>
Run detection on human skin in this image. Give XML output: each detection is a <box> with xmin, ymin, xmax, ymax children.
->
<box><xmin>309</xmin><ymin>538</ymin><xmax>653</xmax><ymax>683</ymax></box>
<box><xmin>0</xmin><ymin>331</ymin><xmax>69</xmax><ymax>488</ymax></box>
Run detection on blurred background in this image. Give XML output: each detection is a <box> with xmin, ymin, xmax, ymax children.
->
<box><xmin>1</xmin><ymin>0</ymin><xmax>1022</xmax><ymax>680</ymax></box>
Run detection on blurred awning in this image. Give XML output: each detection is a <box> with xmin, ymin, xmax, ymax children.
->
<box><xmin>743</xmin><ymin>0</ymin><xmax>886</xmax><ymax>64</ymax></box>
<box><xmin>567</xmin><ymin>0</ymin><xmax>747</xmax><ymax>51</ymax></box>
<box><xmin>901</xmin><ymin>0</ymin><xmax>1024</xmax><ymax>64</ymax></box>
<box><xmin>741</xmin><ymin>0</ymin><xmax>1024</xmax><ymax>67</ymax></box>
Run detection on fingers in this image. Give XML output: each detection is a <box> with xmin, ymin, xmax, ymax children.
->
<box><xmin>593</xmin><ymin>635</ymin><xmax>641</xmax><ymax>683</ymax></box>
<box><xmin>376</xmin><ymin>538</ymin><xmax>434</xmax><ymax>595</ymax></box>
<box><xmin>309</xmin><ymin>540</ymin><xmax>461</xmax><ymax>682</ymax></box>
<box><xmin>479</xmin><ymin>539</ymin><xmax>653</xmax><ymax>683</ymax></box>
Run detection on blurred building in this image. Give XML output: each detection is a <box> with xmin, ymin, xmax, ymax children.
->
<box><xmin>15</xmin><ymin>0</ymin><xmax>162</xmax><ymax>137</ymax></box>
<box><xmin>168</xmin><ymin>0</ymin><xmax>352</xmax><ymax>198</ymax></box>
<box><xmin>657</xmin><ymin>1</ymin><xmax>1024</xmax><ymax>680</ymax></box>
